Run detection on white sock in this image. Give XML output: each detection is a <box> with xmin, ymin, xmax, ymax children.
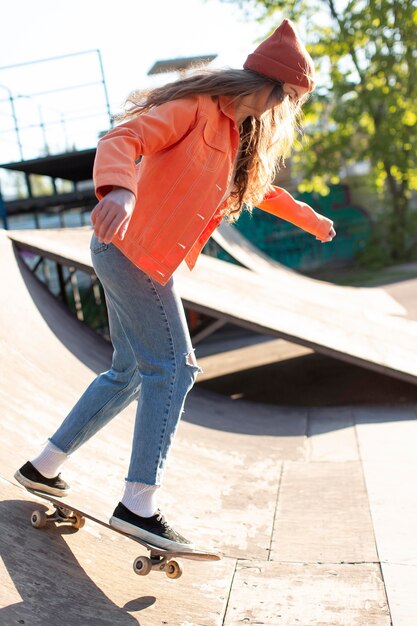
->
<box><xmin>31</xmin><ymin>441</ymin><xmax>69</xmax><ymax>478</ymax></box>
<box><xmin>121</xmin><ymin>481</ymin><xmax>159</xmax><ymax>518</ymax></box>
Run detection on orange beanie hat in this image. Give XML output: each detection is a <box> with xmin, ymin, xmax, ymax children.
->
<box><xmin>243</xmin><ymin>19</ymin><xmax>316</xmax><ymax>92</ymax></box>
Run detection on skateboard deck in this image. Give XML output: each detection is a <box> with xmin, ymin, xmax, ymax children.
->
<box><xmin>26</xmin><ymin>488</ymin><xmax>220</xmax><ymax>579</ymax></box>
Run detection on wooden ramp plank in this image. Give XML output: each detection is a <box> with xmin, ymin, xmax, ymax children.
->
<box><xmin>223</xmin><ymin>561</ymin><xmax>390</xmax><ymax>626</ymax></box>
<box><xmin>198</xmin><ymin>338</ymin><xmax>312</xmax><ymax>381</ymax></box>
<box><xmin>379</xmin><ymin>564</ymin><xmax>417</xmax><ymax>626</ymax></box>
<box><xmin>271</xmin><ymin>461</ymin><xmax>378</xmax><ymax>563</ymax></box>
<box><xmin>354</xmin><ymin>407</ymin><xmax>417</xmax><ymax>625</ymax></box>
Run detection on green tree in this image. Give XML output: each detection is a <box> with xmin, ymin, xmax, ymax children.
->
<box><xmin>228</xmin><ymin>0</ymin><xmax>417</xmax><ymax>260</ymax></box>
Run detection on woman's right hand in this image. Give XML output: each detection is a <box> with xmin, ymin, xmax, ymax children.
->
<box><xmin>91</xmin><ymin>187</ymin><xmax>136</xmax><ymax>244</ymax></box>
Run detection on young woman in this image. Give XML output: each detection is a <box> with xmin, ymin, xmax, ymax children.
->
<box><xmin>15</xmin><ymin>19</ymin><xmax>335</xmax><ymax>551</ymax></box>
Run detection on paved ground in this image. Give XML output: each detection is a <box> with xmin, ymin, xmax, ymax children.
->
<box><xmin>1</xmin><ymin>231</ymin><xmax>417</xmax><ymax>625</ymax></box>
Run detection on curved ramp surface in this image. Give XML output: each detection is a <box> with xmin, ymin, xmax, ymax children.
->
<box><xmin>213</xmin><ymin>221</ymin><xmax>406</xmax><ymax>316</ymax></box>
<box><xmin>1</xmin><ymin>231</ymin><xmax>415</xmax><ymax>625</ymax></box>
<box><xmin>0</xmin><ymin>232</ymin><xmax>231</xmax><ymax>623</ymax></box>
<box><xmin>8</xmin><ymin>227</ymin><xmax>417</xmax><ymax>384</ymax></box>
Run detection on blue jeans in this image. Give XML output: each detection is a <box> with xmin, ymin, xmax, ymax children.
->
<box><xmin>49</xmin><ymin>234</ymin><xmax>201</xmax><ymax>486</ymax></box>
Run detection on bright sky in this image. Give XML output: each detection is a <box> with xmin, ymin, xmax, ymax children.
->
<box><xmin>0</xmin><ymin>0</ymin><xmax>274</xmax><ymax>164</ymax></box>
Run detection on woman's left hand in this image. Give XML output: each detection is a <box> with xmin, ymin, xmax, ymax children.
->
<box><xmin>317</xmin><ymin>225</ymin><xmax>336</xmax><ymax>243</ymax></box>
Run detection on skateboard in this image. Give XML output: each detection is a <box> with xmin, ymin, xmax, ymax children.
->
<box><xmin>26</xmin><ymin>488</ymin><xmax>221</xmax><ymax>579</ymax></box>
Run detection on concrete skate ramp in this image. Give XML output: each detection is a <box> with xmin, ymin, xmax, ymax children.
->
<box><xmin>7</xmin><ymin>227</ymin><xmax>417</xmax><ymax>384</ymax></box>
<box><xmin>0</xmin><ymin>231</ymin><xmax>414</xmax><ymax>624</ymax></box>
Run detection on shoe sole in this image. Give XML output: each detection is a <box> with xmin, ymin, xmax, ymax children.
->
<box><xmin>14</xmin><ymin>470</ymin><xmax>69</xmax><ymax>498</ymax></box>
<box><xmin>109</xmin><ymin>515</ymin><xmax>195</xmax><ymax>552</ymax></box>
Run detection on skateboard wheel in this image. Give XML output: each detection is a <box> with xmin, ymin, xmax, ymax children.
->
<box><xmin>73</xmin><ymin>513</ymin><xmax>85</xmax><ymax>529</ymax></box>
<box><xmin>133</xmin><ymin>556</ymin><xmax>152</xmax><ymax>576</ymax></box>
<box><xmin>166</xmin><ymin>560</ymin><xmax>183</xmax><ymax>579</ymax></box>
<box><xmin>31</xmin><ymin>510</ymin><xmax>47</xmax><ymax>528</ymax></box>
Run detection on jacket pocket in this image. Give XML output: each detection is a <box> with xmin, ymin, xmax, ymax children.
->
<box><xmin>186</xmin><ymin>121</ymin><xmax>227</xmax><ymax>172</ymax></box>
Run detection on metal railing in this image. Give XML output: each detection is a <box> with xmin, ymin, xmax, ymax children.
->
<box><xmin>0</xmin><ymin>49</ymin><xmax>112</xmax><ymax>163</ymax></box>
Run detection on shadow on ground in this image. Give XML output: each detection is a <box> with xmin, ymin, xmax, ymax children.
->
<box><xmin>0</xmin><ymin>499</ymin><xmax>154</xmax><ymax>624</ymax></box>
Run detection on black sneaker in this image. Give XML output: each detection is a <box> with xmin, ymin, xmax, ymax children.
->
<box><xmin>14</xmin><ymin>461</ymin><xmax>70</xmax><ymax>497</ymax></box>
<box><xmin>109</xmin><ymin>502</ymin><xmax>195</xmax><ymax>552</ymax></box>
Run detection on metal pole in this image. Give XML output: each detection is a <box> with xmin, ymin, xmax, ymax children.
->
<box><xmin>96</xmin><ymin>49</ymin><xmax>113</xmax><ymax>128</ymax></box>
<box><xmin>25</xmin><ymin>173</ymin><xmax>34</xmax><ymax>198</ymax></box>
<box><xmin>56</xmin><ymin>263</ymin><xmax>68</xmax><ymax>305</ymax></box>
<box><xmin>16</xmin><ymin>94</ymin><xmax>50</xmax><ymax>157</ymax></box>
<box><xmin>0</xmin><ymin>84</ymin><xmax>24</xmax><ymax>161</ymax></box>
<box><xmin>38</xmin><ymin>104</ymin><xmax>49</xmax><ymax>156</ymax></box>
<box><xmin>0</xmin><ymin>189</ymin><xmax>8</xmax><ymax>229</ymax></box>
<box><xmin>61</xmin><ymin>113</ymin><xmax>70</xmax><ymax>151</ymax></box>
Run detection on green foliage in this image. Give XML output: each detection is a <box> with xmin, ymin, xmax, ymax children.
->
<box><xmin>227</xmin><ymin>0</ymin><xmax>417</xmax><ymax>260</ymax></box>
<box><xmin>355</xmin><ymin>213</ymin><xmax>392</xmax><ymax>269</ymax></box>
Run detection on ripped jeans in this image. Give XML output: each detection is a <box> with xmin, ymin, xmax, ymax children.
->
<box><xmin>49</xmin><ymin>234</ymin><xmax>202</xmax><ymax>486</ymax></box>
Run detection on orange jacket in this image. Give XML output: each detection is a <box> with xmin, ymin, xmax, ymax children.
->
<box><xmin>93</xmin><ymin>94</ymin><xmax>333</xmax><ymax>285</ymax></box>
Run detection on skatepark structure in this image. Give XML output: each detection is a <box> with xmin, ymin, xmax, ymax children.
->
<box><xmin>7</xmin><ymin>226</ymin><xmax>417</xmax><ymax>384</ymax></box>
<box><xmin>1</xmin><ymin>227</ymin><xmax>416</xmax><ymax>624</ymax></box>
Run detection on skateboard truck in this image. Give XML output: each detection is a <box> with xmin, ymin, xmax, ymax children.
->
<box><xmin>133</xmin><ymin>554</ymin><xmax>183</xmax><ymax>579</ymax></box>
<box><xmin>31</xmin><ymin>504</ymin><xmax>85</xmax><ymax>530</ymax></box>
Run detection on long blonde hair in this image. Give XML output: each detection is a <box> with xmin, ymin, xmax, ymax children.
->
<box><xmin>114</xmin><ymin>68</ymin><xmax>308</xmax><ymax>219</ymax></box>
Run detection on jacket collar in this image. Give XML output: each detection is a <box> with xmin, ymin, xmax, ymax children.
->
<box><xmin>218</xmin><ymin>95</ymin><xmax>238</xmax><ymax>128</ymax></box>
